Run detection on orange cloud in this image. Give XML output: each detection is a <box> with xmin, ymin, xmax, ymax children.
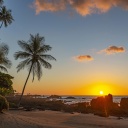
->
<box><xmin>33</xmin><ymin>0</ymin><xmax>128</xmax><ymax>16</ymax></box>
<box><xmin>99</xmin><ymin>46</ymin><xmax>125</xmax><ymax>54</ymax></box>
<box><xmin>68</xmin><ymin>0</ymin><xmax>94</xmax><ymax>16</ymax></box>
<box><xmin>34</xmin><ymin>0</ymin><xmax>66</xmax><ymax>14</ymax></box>
<box><xmin>74</xmin><ymin>55</ymin><xmax>94</xmax><ymax>62</ymax></box>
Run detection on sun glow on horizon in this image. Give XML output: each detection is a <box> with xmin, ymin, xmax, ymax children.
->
<box><xmin>100</xmin><ymin>91</ymin><xmax>104</xmax><ymax>95</ymax></box>
<box><xmin>88</xmin><ymin>83</ymin><xmax>113</xmax><ymax>95</ymax></box>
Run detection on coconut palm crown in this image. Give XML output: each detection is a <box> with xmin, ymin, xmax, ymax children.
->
<box><xmin>0</xmin><ymin>43</ymin><xmax>12</xmax><ymax>72</ymax></box>
<box><xmin>14</xmin><ymin>33</ymin><xmax>56</xmax><ymax>81</ymax></box>
<box><xmin>14</xmin><ymin>33</ymin><xmax>56</xmax><ymax>106</ymax></box>
<box><xmin>0</xmin><ymin>0</ymin><xmax>3</xmax><ymax>5</ymax></box>
<box><xmin>0</xmin><ymin>6</ymin><xmax>14</xmax><ymax>28</ymax></box>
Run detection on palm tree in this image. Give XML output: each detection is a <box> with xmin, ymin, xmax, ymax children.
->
<box><xmin>0</xmin><ymin>0</ymin><xmax>3</xmax><ymax>5</ymax></box>
<box><xmin>0</xmin><ymin>43</ymin><xmax>12</xmax><ymax>72</ymax></box>
<box><xmin>14</xmin><ymin>33</ymin><xmax>56</xmax><ymax>107</ymax></box>
<box><xmin>0</xmin><ymin>6</ymin><xmax>14</xmax><ymax>29</ymax></box>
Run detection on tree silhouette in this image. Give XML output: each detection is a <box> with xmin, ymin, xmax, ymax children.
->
<box><xmin>0</xmin><ymin>43</ymin><xmax>12</xmax><ymax>72</ymax></box>
<box><xmin>0</xmin><ymin>6</ymin><xmax>14</xmax><ymax>28</ymax></box>
<box><xmin>0</xmin><ymin>0</ymin><xmax>14</xmax><ymax>29</ymax></box>
<box><xmin>14</xmin><ymin>33</ymin><xmax>56</xmax><ymax>107</ymax></box>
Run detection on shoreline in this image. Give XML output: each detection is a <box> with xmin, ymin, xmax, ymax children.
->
<box><xmin>8</xmin><ymin>94</ymin><xmax>128</xmax><ymax>104</ymax></box>
<box><xmin>6</xmin><ymin>94</ymin><xmax>128</xmax><ymax>117</ymax></box>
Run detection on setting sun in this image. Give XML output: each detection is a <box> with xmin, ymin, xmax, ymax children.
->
<box><xmin>100</xmin><ymin>91</ymin><xmax>104</xmax><ymax>95</ymax></box>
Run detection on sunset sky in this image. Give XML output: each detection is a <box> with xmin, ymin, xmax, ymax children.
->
<box><xmin>1</xmin><ymin>0</ymin><xmax>128</xmax><ymax>95</ymax></box>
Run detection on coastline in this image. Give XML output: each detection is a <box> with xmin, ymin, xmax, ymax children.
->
<box><xmin>29</xmin><ymin>95</ymin><xmax>128</xmax><ymax>105</ymax></box>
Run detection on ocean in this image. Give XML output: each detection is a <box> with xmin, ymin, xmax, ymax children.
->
<box><xmin>60</xmin><ymin>95</ymin><xmax>128</xmax><ymax>104</ymax></box>
<box><xmin>37</xmin><ymin>95</ymin><xmax>128</xmax><ymax>104</ymax></box>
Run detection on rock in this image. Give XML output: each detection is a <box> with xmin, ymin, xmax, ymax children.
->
<box><xmin>120</xmin><ymin>98</ymin><xmax>128</xmax><ymax>109</ymax></box>
<box><xmin>65</xmin><ymin>96</ymin><xmax>76</xmax><ymax>99</ymax></box>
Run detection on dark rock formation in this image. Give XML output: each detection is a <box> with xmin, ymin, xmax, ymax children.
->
<box><xmin>120</xmin><ymin>98</ymin><xmax>128</xmax><ymax>109</ymax></box>
<box><xmin>47</xmin><ymin>95</ymin><xmax>61</xmax><ymax>99</ymax></box>
<box><xmin>65</xmin><ymin>96</ymin><xmax>76</xmax><ymax>99</ymax></box>
<box><xmin>90</xmin><ymin>94</ymin><xmax>113</xmax><ymax>117</ymax></box>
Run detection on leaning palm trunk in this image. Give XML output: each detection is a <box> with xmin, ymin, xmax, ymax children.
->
<box><xmin>18</xmin><ymin>63</ymin><xmax>33</xmax><ymax>107</ymax></box>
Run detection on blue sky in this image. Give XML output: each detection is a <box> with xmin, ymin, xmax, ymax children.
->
<box><xmin>1</xmin><ymin>0</ymin><xmax>128</xmax><ymax>95</ymax></box>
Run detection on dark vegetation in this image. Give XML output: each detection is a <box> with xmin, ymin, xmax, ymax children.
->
<box><xmin>0</xmin><ymin>72</ymin><xmax>14</xmax><ymax>96</ymax></box>
<box><xmin>0</xmin><ymin>0</ymin><xmax>14</xmax><ymax>29</ymax></box>
<box><xmin>0</xmin><ymin>0</ymin><xmax>14</xmax><ymax>113</ymax></box>
<box><xmin>0</xmin><ymin>94</ymin><xmax>9</xmax><ymax>113</ymax></box>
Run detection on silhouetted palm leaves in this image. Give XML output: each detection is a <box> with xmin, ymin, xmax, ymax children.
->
<box><xmin>0</xmin><ymin>0</ymin><xmax>3</xmax><ymax>5</ymax></box>
<box><xmin>0</xmin><ymin>43</ymin><xmax>12</xmax><ymax>72</ymax></box>
<box><xmin>14</xmin><ymin>33</ymin><xmax>56</xmax><ymax>107</ymax></box>
<box><xmin>0</xmin><ymin>6</ymin><xmax>14</xmax><ymax>28</ymax></box>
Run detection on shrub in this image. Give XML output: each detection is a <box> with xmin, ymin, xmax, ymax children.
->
<box><xmin>0</xmin><ymin>72</ymin><xmax>14</xmax><ymax>96</ymax></box>
<box><xmin>0</xmin><ymin>95</ymin><xmax>9</xmax><ymax>112</ymax></box>
<box><xmin>9</xmin><ymin>102</ymin><xmax>17</xmax><ymax>108</ymax></box>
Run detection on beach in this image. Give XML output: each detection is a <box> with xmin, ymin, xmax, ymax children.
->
<box><xmin>0</xmin><ymin>110</ymin><xmax>128</xmax><ymax>128</ymax></box>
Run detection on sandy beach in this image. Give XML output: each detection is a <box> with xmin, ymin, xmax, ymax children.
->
<box><xmin>0</xmin><ymin>110</ymin><xmax>128</xmax><ymax>128</ymax></box>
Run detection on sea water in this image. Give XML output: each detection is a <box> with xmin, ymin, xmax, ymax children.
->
<box><xmin>60</xmin><ymin>95</ymin><xmax>128</xmax><ymax>104</ymax></box>
<box><xmin>38</xmin><ymin>95</ymin><xmax>128</xmax><ymax>104</ymax></box>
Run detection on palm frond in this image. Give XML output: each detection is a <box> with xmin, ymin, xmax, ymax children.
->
<box><xmin>0</xmin><ymin>6</ymin><xmax>14</xmax><ymax>28</ymax></box>
<box><xmin>0</xmin><ymin>0</ymin><xmax>3</xmax><ymax>5</ymax></box>
<box><xmin>31</xmin><ymin>62</ymin><xmax>36</xmax><ymax>82</ymax></box>
<box><xmin>31</xmin><ymin>61</ymin><xmax>42</xmax><ymax>82</ymax></box>
<box><xmin>18</xmin><ymin>41</ymin><xmax>33</xmax><ymax>54</ymax></box>
<box><xmin>17</xmin><ymin>59</ymin><xmax>31</xmax><ymax>72</ymax></box>
<box><xmin>36</xmin><ymin>61</ymin><xmax>42</xmax><ymax>80</ymax></box>
<box><xmin>39</xmin><ymin>58</ymin><xmax>52</xmax><ymax>69</ymax></box>
<box><xmin>32</xmin><ymin>65</ymin><xmax>35</xmax><ymax>82</ymax></box>
<box><xmin>0</xmin><ymin>43</ymin><xmax>9</xmax><ymax>55</ymax></box>
<box><xmin>0</xmin><ymin>43</ymin><xmax>11</xmax><ymax>71</ymax></box>
<box><xmin>40</xmin><ymin>54</ymin><xmax>56</xmax><ymax>61</ymax></box>
<box><xmin>0</xmin><ymin>65</ymin><xmax>8</xmax><ymax>72</ymax></box>
<box><xmin>30</xmin><ymin>33</ymin><xmax>45</xmax><ymax>44</ymax></box>
<box><xmin>30</xmin><ymin>33</ymin><xmax>45</xmax><ymax>53</ymax></box>
<box><xmin>38</xmin><ymin>45</ymin><xmax>52</xmax><ymax>53</ymax></box>
<box><xmin>14</xmin><ymin>51</ymin><xmax>31</xmax><ymax>60</ymax></box>
<box><xmin>0</xmin><ymin>57</ymin><xmax>12</xmax><ymax>68</ymax></box>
